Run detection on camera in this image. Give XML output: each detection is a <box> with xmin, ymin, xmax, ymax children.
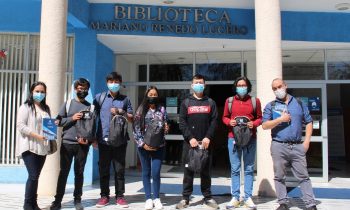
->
<box><xmin>80</xmin><ymin>110</ymin><xmax>91</xmax><ymax>120</ymax></box>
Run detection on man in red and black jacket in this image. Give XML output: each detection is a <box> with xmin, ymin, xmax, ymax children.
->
<box><xmin>222</xmin><ymin>76</ymin><xmax>262</xmax><ymax>209</ymax></box>
<box><xmin>176</xmin><ymin>74</ymin><xmax>218</xmax><ymax>209</ymax></box>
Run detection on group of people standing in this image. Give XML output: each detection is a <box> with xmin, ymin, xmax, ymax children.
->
<box><xmin>16</xmin><ymin>71</ymin><xmax>317</xmax><ymax>210</ymax></box>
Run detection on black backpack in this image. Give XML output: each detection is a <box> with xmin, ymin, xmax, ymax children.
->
<box><xmin>187</xmin><ymin>147</ymin><xmax>209</xmax><ymax>173</ymax></box>
<box><xmin>143</xmin><ymin>116</ymin><xmax>165</xmax><ymax>148</ymax></box>
<box><xmin>98</xmin><ymin>92</ymin><xmax>129</xmax><ymax>147</ymax></box>
<box><xmin>107</xmin><ymin>114</ymin><xmax>129</xmax><ymax>147</ymax></box>
<box><xmin>66</xmin><ymin>99</ymin><xmax>96</xmax><ymax>142</ymax></box>
<box><xmin>227</xmin><ymin>96</ymin><xmax>257</xmax><ymax>148</ymax></box>
<box><xmin>232</xmin><ymin>116</ymin><xmax>252</xmax><ymax>148</ymax></box>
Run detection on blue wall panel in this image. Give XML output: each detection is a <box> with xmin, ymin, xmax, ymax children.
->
<box><xmin>0</xmin><ymin>0</ymin><xmax>41</xmax><ymax>33</ymax></box>
<box><xmin>68</xmin><ymin>0</ymin><xmax>90</xmax><ymax>28</ymax></box>
<box><xmin>282</xmin><ymin>11</ymin><xmax>350</xmax><ymax>42</ymax></box>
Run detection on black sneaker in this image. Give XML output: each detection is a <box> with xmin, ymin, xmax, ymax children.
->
<box><xmin>50</xmin><ymin>201</ymin><xmax>61</xmax><ymax>210</ymax></box>
<box><xmin>175</xmin><ymin>199</ymin><xmax>189</xmax><ymax>209</ymax></box>
<box><xmin>306</xmin><ymin>205</ymin><xmax>317</xmax><ymax>210</ymax></box>
<box><xmin>276</xmin><ymin>203</ymin><xmax>289</xmax><ymax>210</ymax></box>
<box><xmin>204</xmin><ymin>198</ymin><xmax>218</xmax><ymax>209</ymax></box>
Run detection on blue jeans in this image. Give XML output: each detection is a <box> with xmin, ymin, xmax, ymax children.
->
<box><xmin>137</xmin><ymin>147</ymin><xmax>164</xmax><ymax>200</ymax></box>
<box><xmin>228</xmin><ymin>138</ymin><xmax>256</xmax><ymax>200</ymax></box>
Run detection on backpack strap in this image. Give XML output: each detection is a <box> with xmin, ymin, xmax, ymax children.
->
<box><xmin>270</xmin><ymin>98</ymin><xmax>303</xmax><ymax>117</ymax></box>
<box><xmin>208</xmin><ymin>98</ymin><xmax>214</xmax><ymax>107</ymax></box>
<box><xmin>251</xmin><ymin>96</ymin><xmax>256</xmax><ymax>118</ymax></box>
<box><xmin>228</xmin><ymin>96</ymin><xmax>234</xmax><ymax>114</ymax></box>
<box><xmin>296</xmin><ymin>98</ymin><xmax>304</xmax><ymax>113</ymax></box>
<box><xmin>89</xmin><ymin>104</ymin><xmax>95</xmax><ymax>112</ymax></box>
<box><xmin>184</xmin><ymin>98</ymin><xmax>190</xmax><ymax>109</ymax></box>
<box><xmin>65</xmin><ymin>99</ymin><xmax>72</xmax><ymax>116</ymax></box>
<box><xmin>98</xmin><ymin>92</ymin><xmax>108</xmax><ymax>107</ymax></box>
<box><xmin>227</xmin><ymin>96</ymin><xmax>256</xmax><ymax>117</ymax></box>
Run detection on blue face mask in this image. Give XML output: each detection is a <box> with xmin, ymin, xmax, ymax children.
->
<box><xmin>33</xmin><ymin>92</ymin><xmax>46</xmax><ymax>102</ymax></box>
<box><xmin>107</xmin><ymin>83</ymin><xmax>120</xmax><ymax>93</ymax></box>
<box><xmin>236</xmin><ymin>87</ymin><xmax>248</xmax><ymax>97</ymax></box>
<box><xmin>192</xmin><ymin>83</ymin><xmax>205</xmax><ymax>93</ymax></box>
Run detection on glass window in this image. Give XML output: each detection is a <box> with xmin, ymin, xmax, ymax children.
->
<box><xmin>196</xmin><ymin>52</ymin><xmax>242</xmax><ymax>81</ymax></box>
<box><xmin>282</xmin><ymin>50</ymin><xmax>325</xmax><ymax>80</ymax></box>
<box><xmin>117</xmin><ymin>54</ymin><xmax>148</xmax><ymax>82</ymax></box>
<box><xmin>327</xmin><ymin>50</ymin><xmax>350</xmax><ymax>80</ymax></box>
<box><xmin>149</xmin><ymin>53</ymin><xmax>193</xmax><ymax>82</ymax></box>
<box><xmin>137</xmin><ymin>86</ymin><xmax>190</xmax><ymax>135</ymax></box>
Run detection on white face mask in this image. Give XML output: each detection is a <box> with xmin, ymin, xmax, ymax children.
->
<box><xmin>274</xmin><ymin>88</ymin><xmax>287</xmax><ymax>99</ymax></box>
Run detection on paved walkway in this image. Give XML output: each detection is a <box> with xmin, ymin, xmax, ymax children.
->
<box><xmin>1</xmin><ymin>168</ymin><xmax>350</xmax><ymax>210</ymax></box>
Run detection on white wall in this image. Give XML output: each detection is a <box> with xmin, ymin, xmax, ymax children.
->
<box><xmin>116</xmin><ymin>55</ymin><xmax>138</xmax><ymax>168</ymax></box>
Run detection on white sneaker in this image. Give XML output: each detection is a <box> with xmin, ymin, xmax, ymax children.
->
<box><xmin>243</xmin><ymin>197</ymin><xmax>256</xmax><ymax>209</ymax></box>
<box><xmin>145</xmin><ymin>199</ymin><xmax>153</xmax><ymax>210</ymax></box>
<box><xmin>226</xmin><ymin>197</ymin><xmax>240</xmax><ymax>208</ymax></box>
<box><xmin>153</xmin><ymin>198</ymin><xmax>163</xmax><ymax>210</ymax></box>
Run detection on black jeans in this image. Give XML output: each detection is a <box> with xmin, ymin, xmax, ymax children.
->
<box><xmin>98</xmin><ymin>143</ymin><xmax>127</xmax><ymax>198</ymax></box>
<box><xmin>181</xmin><ymin>143</ymin><xmax>212</xmax><ymax>200</ymax></box>
<box><xmin>54</xmin><ymin>143</ymin><xmax>89</xmax><ymax>202</ymax></box>
<box><xmin>22</xmin><ymin>151</ymin><xmax>46</xmax><ymax>206</ymax></box>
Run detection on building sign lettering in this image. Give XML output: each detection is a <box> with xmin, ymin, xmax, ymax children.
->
<box><xmin>90</xmin><ymin>4</ymin><xmax>249</xmax><ymax>36</ymax></box>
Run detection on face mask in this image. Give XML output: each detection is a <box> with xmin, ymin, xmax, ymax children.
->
<box><xmin>76</xmin><ymin>90</ymin><xmax>88</xmax><ymax>99</ymax></box>
<box><xmin>107</xmin><ymin>83</ymin><xmax>120</xmax><ymax>93</ymax></box>
<box><xmin>274</xmin><ymin>88</ymin><xmax>287</xmax><ymax>99</ymax></box>
<box><xmin>192</xmin><ymin>84</ymin><xmax>205</xmax><ymax>93</ymax></box>
<box><xmin>33</xmin><ymin>92</ymin><xmax>45</xmax><ymax>102</ymax></box>
<box><xmin>236</xmin><ymin>87</ymin><xmax>248</xmax><ymax>97</ymax></box>
<box><xmin>147</xmin><ymin>97</ymin><xmax>158</xmax><ymax>105</ymax></box>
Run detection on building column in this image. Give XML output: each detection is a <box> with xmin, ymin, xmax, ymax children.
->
<box><xmin>37</xmin><ymin>0</ymin><xmax>68</xmax><ymax>195</ymax></box>
<box><xmin>255</xmin><ymin>0</ymin><xmax>282</xmax><ymax>197</ymax></box>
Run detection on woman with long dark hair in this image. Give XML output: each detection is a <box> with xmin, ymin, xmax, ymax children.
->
<box><xmin>16</xmin><ymin>81</ymin><xmax>54</xmax><ymax>210</ymax></box>
<box><xmin>133</xmin><ymin>86</ymin><xmax>169</xmax><ymax>210</ymax></box>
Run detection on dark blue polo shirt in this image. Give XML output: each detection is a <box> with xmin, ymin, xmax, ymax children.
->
<box><xmin>262</xmin><ymin>95</ymin><xmax>313</xmax><ymax>142</ymax></box>
<box><xmin>94</xmin><ymin>91</ymin><xmax>133</xmax><ymax>144</ymax></box>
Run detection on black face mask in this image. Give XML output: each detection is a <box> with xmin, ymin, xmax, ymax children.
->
<box><xmin>147</xmin><ymin>97</ymin><xmax>158</xmax><ymax>105</ymax></box>
<box><xmin>76</xmin><ymin>90</ymin><xmax>88</xmax><ymax>99</ymax></box>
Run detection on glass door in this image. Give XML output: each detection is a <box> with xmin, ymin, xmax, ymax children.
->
<box><xmin>287</xmin><ymin>82</ymin><xmax>328</xmax><ymax>182</ymax></box>
<box><xmin>156</xmin><ymin>84</ymin><xmax>190</xmax><ymax>165</ymax></box>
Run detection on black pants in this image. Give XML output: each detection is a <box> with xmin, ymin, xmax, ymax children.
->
<box><xmin>98</xmin><ymin>143</ymin><xmax>127</xmax><ymax>198</ymax></box>
<box><xmin>182</xmin><ymin>143</ymin><xmax>212</xmax><ymax>200</ymax></box>
<box><xmin>22</xmin><ymin>151</ymin><xmax>46</xmax><ymax>206</ymax></box>
<box><xmin>55</xmin><ymin>143</ymin><xmax>89</xmax><ymax>202</ymax></box>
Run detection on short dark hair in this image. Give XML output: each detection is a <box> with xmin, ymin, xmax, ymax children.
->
<box><xmin>106</xmin><ymin>72</ymin><xmax>122</xmax><ymax>82</ymax></box>
<box><xmin>233</xmin><ymin>76</ymin><xmax>252</xmax><ymax>94</ymax></box>
<box><xmin>192</xmin><ymin>74</ymin><xmax>206</xmax><ymax>83</ymax></box>
<box><xmin>74</xmin><ymin>78</ymin><xmax>90</xmax><ymax>89</ymax></box>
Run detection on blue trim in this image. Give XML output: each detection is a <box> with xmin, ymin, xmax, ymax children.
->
<box><xmin>0</xmin><ymin>166</ymin><xmax>28</xmax><ymax>183</ymax></box>
<box><xmin>288</xmin><ymin>187</ymin><xmax>350</xmax><ymax>199</ymax></box>
<box><xmin>0</xmin><ymin>148</ymin><xmax>93</xmax><ymax>184</ymax></box>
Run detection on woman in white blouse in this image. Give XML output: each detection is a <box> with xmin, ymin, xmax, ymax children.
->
<box><xmin>16</xmin><ymin>81</ymin><xmax>53</xmax><ymax>210</ymax></box>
